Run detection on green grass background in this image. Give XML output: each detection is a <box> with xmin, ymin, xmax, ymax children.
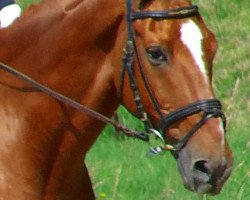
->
<box><xmin>16</xmin><ymin>0</ymin><xmax>250</xmax><ymax>199</ymax></box>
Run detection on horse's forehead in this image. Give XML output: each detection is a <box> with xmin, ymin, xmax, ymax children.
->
<box><xmin>140</xmin><ymin>17</ymin><xmax>209</xmax><ymax>80</ymax></box>
<box><xmin>180</xmin><ymin>20</ymin><xmax>207</xmax><ymax>76</ymax></box>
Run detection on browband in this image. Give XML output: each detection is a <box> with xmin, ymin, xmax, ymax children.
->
<box><xmin>131</xmin><ymin>5</ymin><xmax>199</xmax><ymax>20</ymax></box>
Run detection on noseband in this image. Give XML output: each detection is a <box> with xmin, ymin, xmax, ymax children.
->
<box><xmin>0</xmin><ymin>0</ymin><xmax>226</xmax><ymax>157</ymax></box>
<box><xmin>120</xmin><ymin>0</ymin><xmax>226</xmax><ymax>155</ymax></box>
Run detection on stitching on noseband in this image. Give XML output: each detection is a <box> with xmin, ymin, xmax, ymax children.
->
<box><xmin>119</xmin><ymin>0</ymin><xmax>226</xmax><ymax>155</ymax></box>
<box><xmin>0</xmin><ymin>0</ymin><xmax>226</xmax><ymax>156</ymax></box>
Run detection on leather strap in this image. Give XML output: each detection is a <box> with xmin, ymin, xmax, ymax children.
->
<box><xmin>159</xmin><ymin>99</ymin><xmax>226</xmax><ymax>131</ymax></box>
<box><xmin>0</xmin><ymin>1</ymin><xmax>226</xmax><ymax>156</ymax></box>
<box><xmin>131</xmin><ymin>5</ymin><xmax>199</xmax><ymax>20</ymax></box>
<box><xmin>0</xmin><ymin>61</ymin><xmax>149</xmax><ymax>141</ymax></box>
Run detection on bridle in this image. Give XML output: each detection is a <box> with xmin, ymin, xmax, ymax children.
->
<box><xmin>119</xmin><ymin>0</ymin><xmax>226</xmax><ymax>156</ymax></box>
<box><xmin>0</xmin><ymin>0</ymin><xmax>226</xmax><ymax>157</ymax></box>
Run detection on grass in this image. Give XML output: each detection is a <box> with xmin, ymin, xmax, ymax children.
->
<box><xmin>16</xmin><ymin>0</ymin><xmax>250</xmax><ymax>199</ymax></box>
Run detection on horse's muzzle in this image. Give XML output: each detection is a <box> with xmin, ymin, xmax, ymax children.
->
<box><xmin>176</xmin><ymin>146</ymin><xmax>233</xmax><ymax>195</ymax></box>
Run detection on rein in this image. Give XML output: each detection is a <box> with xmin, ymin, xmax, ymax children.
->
<box><xmin>0</xmin><ymin>0</ymin><xmax>227</xmax><ymax>156</ymax></box>
<box><xmin>0</xmin><ymin>62</ymin><xmax>149</xmax><ymax>142</ymax></box>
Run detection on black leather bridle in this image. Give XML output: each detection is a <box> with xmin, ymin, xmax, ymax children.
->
<box><xmin>0</xmin><ymin>0</ymin><xmax>226</xmax><ymax>156</ymax></box>
<box><xmin>119</xmin><ymin>0</ymin><xmax>226</xmax><ymax>155</ymax></box>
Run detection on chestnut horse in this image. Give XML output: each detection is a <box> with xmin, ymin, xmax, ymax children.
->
<box><xmin>0</xmin><ymin>0</ymin><xmax>233</xmax><ymax>199</ymax></box>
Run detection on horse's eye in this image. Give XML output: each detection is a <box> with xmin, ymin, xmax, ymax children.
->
<box><xmin>146</xmin><ymin>46</ymin><xmax>168</xmax><ymax>66</ymax></box>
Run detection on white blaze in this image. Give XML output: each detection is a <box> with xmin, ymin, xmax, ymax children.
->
<box><xmin>219</xmin><ymin>120</ymin><xmax>225</xmax><ymax>144</ymax></box>
<box><xmin>180</xmin><ymin>20</ymin><xmax>206</xmax><ymax>76</ymax></box>
<box><xmin>181</xmin><ymin>20</ymin><xmax>225</xmax><ymax>142</ymax></box>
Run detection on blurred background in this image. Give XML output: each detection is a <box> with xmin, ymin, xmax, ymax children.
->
<box><xmin>15</xmin><ymin>0</ymin><xmax>250</xmax><ymax>199</ymax></box>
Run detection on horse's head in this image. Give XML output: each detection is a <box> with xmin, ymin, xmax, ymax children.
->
<box><xmin>115</xmin><ymin>0</ymin><xmax>233</xmax><ymax>195</ymax></box>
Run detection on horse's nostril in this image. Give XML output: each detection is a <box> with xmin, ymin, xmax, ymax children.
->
<box><xmin>194</xmin><ymin>160</ymin><xmax>210</xmax><ymax>174</ymax></box>
<box><xmin>192</xmin><ymin>160</ymin><xmax>211</xmax><ymax>183</ymax></box>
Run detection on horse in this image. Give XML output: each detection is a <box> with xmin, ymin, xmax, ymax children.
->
<box><xmin>0</xmin><ymin>0</ymin><xmax>233</xmax><ymax>199</ymax></box>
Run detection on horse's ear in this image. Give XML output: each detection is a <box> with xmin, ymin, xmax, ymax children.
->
<box><xmin>138</xmin><ymin>0</ymin><xmax>152</xmax><ymax>9</ymax></box>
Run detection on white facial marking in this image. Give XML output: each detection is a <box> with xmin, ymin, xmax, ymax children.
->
<box><xmin>219</xmin><ymin>119</ymin><xmax>225</xmax><ymax>145</ymax></box>
<box><xmin>180</xmin><ymin>20</ymin><xmax>207</xmax><ymax>78</ymax></box>
<box><xmin>181</xmin><ymin>22</ymin><xmax>226</xmax><ymax>141</ymax></box>
<box><xmin>206</xmin><ymin>114</ymin><xmax>225</xmax><ymax>142</ymax></box>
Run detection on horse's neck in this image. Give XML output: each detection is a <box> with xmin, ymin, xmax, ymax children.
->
<box><xmin>0</xmin><ymin>0</ymin><xmax>123</xmax><ymax>55</ymax></box>
<box><xmin>0</xmin><ymin>0</ymin><xmax>125</xmax><ymax>99</ymax></box>
<box><xmin>0</xmin><ymin>0</ymin><xmax>126</xmax><ymax>198</ymax></box>
<box><xmin>0</xmin><ymin>0</ymin><xmax>127</xmax><ymax>144</ymax></box>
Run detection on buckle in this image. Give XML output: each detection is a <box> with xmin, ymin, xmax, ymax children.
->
<box><xmin>146</xmin><ymin>129</ymin><xmax>174</xmax><ymax>157</ymax></box>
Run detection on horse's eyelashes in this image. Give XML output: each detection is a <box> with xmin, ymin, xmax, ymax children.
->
<box><xmin>146</xmin><ymin>46</ymin><xmax>168</xmax><ymax>66</ymax></box>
